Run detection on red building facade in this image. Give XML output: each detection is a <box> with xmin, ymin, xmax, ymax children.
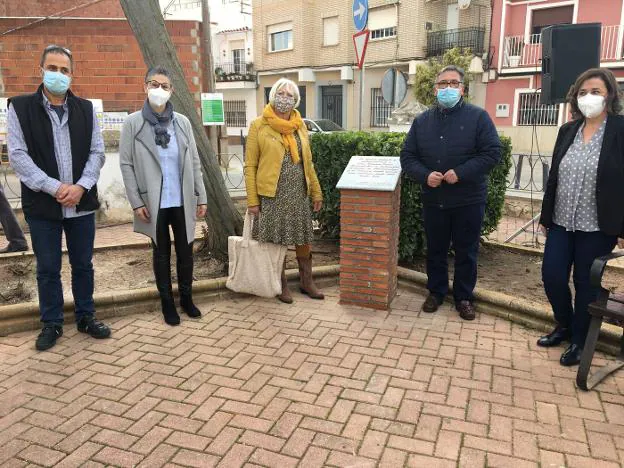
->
<box><xmin>0</xmin><ymin>0</ymin><xmax>202</xmax><ymax>112</ymax></box>
<box><xmin>485</xmin><ymin>0</ymin><xmax>624</xmax><ymax>152</ymax></box>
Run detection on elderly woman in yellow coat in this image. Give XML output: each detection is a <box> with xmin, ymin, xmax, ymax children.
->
<box><xmin>244</xmin><ymin>78</ymin><xmax>324</xmax><ymax>304</ymax></box>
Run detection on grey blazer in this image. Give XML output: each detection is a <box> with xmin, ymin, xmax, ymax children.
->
<box><xmin>119</xmin><ymin>111</ymin><xmax>208</xmax><ymax>245</ymax></box>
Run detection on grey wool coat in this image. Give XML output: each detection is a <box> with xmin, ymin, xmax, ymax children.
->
<box><xmin>119</xmin><ymin>111</ymin><xmax>208</xmax><ymax>245</ymax></box>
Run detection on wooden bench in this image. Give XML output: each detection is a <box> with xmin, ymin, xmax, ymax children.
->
<box><xmin>576</xmin><ymin>251</ymin><xmax>624</xmax><ymax>391</ymax></box>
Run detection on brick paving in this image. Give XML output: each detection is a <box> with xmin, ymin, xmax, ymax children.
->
<box><xmin>1</xmin><ymin>286</ymin><xmax>623</xmax><ymax>467</ymax></box>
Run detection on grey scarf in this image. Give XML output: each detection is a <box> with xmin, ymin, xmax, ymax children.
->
<box><xmin>142</xmin><ymin>100</ymin><xmax>174</xmax><ymax>148</ymax></box>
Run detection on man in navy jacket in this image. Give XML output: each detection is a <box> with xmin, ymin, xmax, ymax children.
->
<box><xmin>400</xmin><ymin>66</ymin><xmax>501</xmax><ymax>320</ymax></box>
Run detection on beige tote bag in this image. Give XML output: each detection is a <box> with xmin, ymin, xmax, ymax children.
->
<box><xmin>226</xmin><ymin>212</ymin><xmax>287</xmax><ymax>298</ymax></box>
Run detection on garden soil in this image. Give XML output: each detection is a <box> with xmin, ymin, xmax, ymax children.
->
<box><xmin>0</xmin><ymin>241</ymin><xmax>621</xmax><ymax>308</ymax></box>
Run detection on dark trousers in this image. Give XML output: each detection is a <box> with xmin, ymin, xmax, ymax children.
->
<box><xmin>152</xmin><ymin>207</ymin><xmax>194</xmax><ymax>298</ymax></box>
<box><xmin>26</xmin><ymin>214</ymin><xmax>95</xmax><ymax>325</ymax></box>
<box><xmin>423</xmin><ymin>203</ymin><xmax>485</xmax><ymax>303</ymax></box>
<box><xmin>542</xmin><ymin>224</ymin><xmax>617</xmax><ymax>346</ymax></box>
<box><xmin>0</xmin><ymin>184</ymin><xmax>27</xmax><ymax>250</ymax></box>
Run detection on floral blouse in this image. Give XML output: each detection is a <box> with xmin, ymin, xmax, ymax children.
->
<box><xmin>553</xmin><ymin>118</ymin><xmax>606</xmax><ymax>232</ymax></box>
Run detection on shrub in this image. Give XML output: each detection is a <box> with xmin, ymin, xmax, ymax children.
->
<box><xmin>413</xmin><ymin>47</ymin><xmax>475</xmax><ymax>106</ymax></box>
<box><xmin>310</xmin><ymin>131</ymin><xmax>512</xmax><ymax>263</ymax></box>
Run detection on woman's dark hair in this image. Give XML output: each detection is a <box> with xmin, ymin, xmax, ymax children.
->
<box><xmin>567</xmin><ymin>68</ymin><xmax>622</xmax><ymax>119</ymax></box>
<box><xmin>145</xmin><ymin>66</ymin><xmax>172</xmax><ymax>83</ymax></box>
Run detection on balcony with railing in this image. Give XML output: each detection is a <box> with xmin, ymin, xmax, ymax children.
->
<box><xmin>426</xmin><ymin>27</ymin><xmax>486</xmax><ymax>57</ymax></box>
<box><xmin>215</xmin><ymin>61</ymin><xmax>256</xmax><ymax>82</ymax></box>
<box><xmin>503</xmin><ymin>24</ymin><xmax>624</xmax><ymax>68</ymax></box>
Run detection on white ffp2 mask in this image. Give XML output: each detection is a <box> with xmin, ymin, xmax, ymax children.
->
<box><xmin>148</xmin><ymin>87</ymin><xmax>171</xmax><ymax>108</ymax></box>
<box><xmin>578</xmin><ymin>94</ymin><xmax>605</xmax><ymax>119</ymax></box>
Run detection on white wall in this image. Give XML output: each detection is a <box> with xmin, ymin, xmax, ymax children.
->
<box><xmin>214</xmin><ymin>30</ymin><xmax>254</xmax><ymax>66</ymax></box>
<box><xmin>97</xmin><ymin>153</ymin><xmax>133</xmax><ymax>223</ymax></box>
<box><xmin>221</xmin><ymin>88</ymin><xmax>257</xmax><ymax>136</ymax></box>
<box><xmin>160</xmin><ymin>0</ymin><xmax>251</xmax><ymax>29</ymax></box>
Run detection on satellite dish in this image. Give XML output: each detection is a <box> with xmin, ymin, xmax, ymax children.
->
<box><xmin>381</xmin><ymin>68</ymin><xmax>408</xmax><ymax>107</ymax></box>
<box><xmin>458</xmin><ymin>0</ymin><xmax>471</xmax><ymax>10</ymax></box>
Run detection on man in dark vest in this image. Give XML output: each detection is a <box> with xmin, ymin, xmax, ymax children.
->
<box><xmin>7</xmin><ymin>45</ymin><xmax>111</xmax><ymax>350</ymax></box>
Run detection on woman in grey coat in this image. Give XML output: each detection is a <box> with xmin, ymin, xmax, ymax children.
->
<box><xmin>120</xmin><ymin>66</ymin><xmax>208</xmax><ymax>326</ymax></box>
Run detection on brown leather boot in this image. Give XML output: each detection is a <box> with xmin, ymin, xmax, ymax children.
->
<box><xmin>297</xmin><ymin>254</ymin><xmax>324</xmax><ymax>300</ymax></box>
<box><xmin>277</xmin><ymin>263</ymin><xmax>293</xmax><ymax>304</ymax></box>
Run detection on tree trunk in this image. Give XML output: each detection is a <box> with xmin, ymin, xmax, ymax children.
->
<box><xmin>120</xmin><ymin>0</ymin><xmax>243</xmax><ymax>258</ymax></box>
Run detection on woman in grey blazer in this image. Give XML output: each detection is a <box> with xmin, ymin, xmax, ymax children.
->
<box><xmin>120</xmin><ymin>66</ymin><xmax>208</xmax><ymax>326</ymax></box>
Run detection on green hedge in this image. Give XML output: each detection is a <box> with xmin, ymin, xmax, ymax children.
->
<box><xmin>310</xmin><ymin>131</ymin><xmax>512</xmax><ymax>263</ymax></box>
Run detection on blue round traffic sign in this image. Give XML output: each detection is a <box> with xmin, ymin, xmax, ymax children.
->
<box><xmin>352</xmin><ymin>0</ymin><xmax>368</xmax><ymax>32</ymax></box>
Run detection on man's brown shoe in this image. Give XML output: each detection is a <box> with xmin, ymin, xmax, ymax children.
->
<box><xmin>456</xmin><ymin>301</ymin><xmax>476</xmax><ymax>321</ymax></box>
<box><xmin>422</xmin><ymin>294</ymin><xmax>441</xmax><ymax>313</ymax></box>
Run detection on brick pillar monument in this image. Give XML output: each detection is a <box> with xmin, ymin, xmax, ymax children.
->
<box><xmin>336</xmin><ymin>156</ymin><xmax>402</xmax><ymax>310</ymax></box>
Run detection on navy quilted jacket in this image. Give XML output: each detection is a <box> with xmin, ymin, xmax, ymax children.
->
<box><xmin>400</xmin><ymin>99</ymin><xmax>501</xmax><ymax>208</ymax></box>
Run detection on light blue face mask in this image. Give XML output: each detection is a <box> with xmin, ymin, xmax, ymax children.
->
<box><xmin>43</xmin><ymin>70</ymin><xmax>71</xmax><ymax>95</ymax></box>
<box><xmin>437</xmin><ymin>87</ymin><xmax>461</xmax><ymax>109</ymax></box>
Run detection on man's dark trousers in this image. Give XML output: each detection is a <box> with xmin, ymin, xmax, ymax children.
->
<box><xmin>0</xmin><ymin>184</ymin><xmax>27</xmax><ymax>250</ymax></box>
<box><xmin>423</xmin><ymin>203</ymin><xmax>485</xmax><ymax>303</ymax></box>
<box><xmin>26</xmin><ymin>214</ymin><xmax>96</xmax><ymax>325</ymax></box>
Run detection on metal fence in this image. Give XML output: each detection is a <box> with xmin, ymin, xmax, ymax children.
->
<box><xmin>370</xmin><ymin>88</ymin><xmax>393</xmax><ymax>128</ymax></box>
<box><xmin>516</xmin><ymin>93</ymin><xmax>559</xmax><ymax>126</ymax></box>
<box><xmin>503</xmin><ymin>34</ymin><xmax>542</xmax><ymax>68</ymax></box>
<box><xmin>426</xmin><ymin>27</ymin><xmax>485</xmax><ymax>57</ymax></box>
<box><xmin>504</xmin><ymin>25</ymin><xmax>624</xmax><ymax>68</ymax></box>
<box><xmin>507</xmin><ymin>153</ymin><xmax>551</xmax><ymax>193</ymax></box>
<box><xmin>224</xmin><ymin>100</ymin><xmax>247</xmax><ymax>128</ymax></box>
<box><xmin>215</xmin><ymin>61</ymin><xmax>255</xmax><ymax>82</ymax></box>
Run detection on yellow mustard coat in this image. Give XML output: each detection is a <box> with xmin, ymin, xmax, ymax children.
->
<box><xmin>244</xmin><ymin>116</ymin><xmax>323</xmax><ymax>207</ymax></box>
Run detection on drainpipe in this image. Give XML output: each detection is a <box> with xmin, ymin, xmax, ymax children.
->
<box><xmin>486</xmin><ymin>0</ymin><xmax>495</xmax><ymax>70</ymax></box>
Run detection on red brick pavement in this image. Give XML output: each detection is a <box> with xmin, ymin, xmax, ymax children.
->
<box><xmin>1</xmin><ymin>286</ymin><xmax>623</xmax><ymax>467</ymax></box>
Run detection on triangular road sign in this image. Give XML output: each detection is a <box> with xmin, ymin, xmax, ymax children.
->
<box><xmin>353</xmin><ymin>29</ymin><xmax>370</xmax><ymax>69</ymax></box>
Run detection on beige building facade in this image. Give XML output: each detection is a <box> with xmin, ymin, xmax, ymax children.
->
<box><xmin>252</xmin><ymin>0</ymin><xmax>492</xmax><ymax>130</ymax></box>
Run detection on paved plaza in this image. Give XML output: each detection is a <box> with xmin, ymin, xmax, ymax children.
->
<box><xmin>1</xmin><ymin>286</ymin><xmax>623</xmax><ymax>467</ymax></box>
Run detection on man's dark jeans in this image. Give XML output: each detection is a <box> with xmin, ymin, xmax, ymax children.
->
<box><xmin>423</xmin><ymin>203</ymin><xmax>485</xmax><ymax>303</ymax></box>
<box><xmin>26</xmin><ymin>214</ymin><xmax>96</xmax><ymax>325</ymax></box>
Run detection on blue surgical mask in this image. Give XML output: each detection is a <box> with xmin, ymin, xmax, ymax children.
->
<box><xmin>437</xmin><ymin>87</ymin><xmax>461</xmax><ymax>108</ymax></box>
<box><xmin>43</xmin><ymin>70</ymin><xmax>71</xmax><ymax>95</ymax></box>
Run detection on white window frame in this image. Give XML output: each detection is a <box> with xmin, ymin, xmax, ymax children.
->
<box><xmin>523</xmin><ymin>0</ymin><xmax>578</xmax><ymax>43</ymax></box>
<box><xmin>370</xmin><ymin>27</ymin><xmax>397</xmax><ymax>40</ymax></box>
<box><xmin>513</xmin><ymin>88</ymin><xmax>563</xmax><ymax>127</ymax></box>
<box><xmin>368</xmin><ymin>6</ymin><xmax>397</xmax><ymax>41</ymax></box>
<box><xmin>267</xmin><ymin>22</ymin><xmax>293</xmax><ymax>52</ymax></box>
<box><xmin>323</xmin><ymin>16</ymin><xmax>339</xmax><ymax>46</ymax></box>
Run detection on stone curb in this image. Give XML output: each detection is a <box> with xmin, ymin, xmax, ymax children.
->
<box><xmin>397</xmin><ymin>267</ymin><xmax>622</xmax><ymax>356</ymax></box>
<box><xmin>0</xmin><ymin>265</ymin><xmax>340</xmax><ymax>336</ymax></box>
<box><xmin>1</xmin><ymin>262</ymin><xmax>620</xmax><ymax>357</ymax></box>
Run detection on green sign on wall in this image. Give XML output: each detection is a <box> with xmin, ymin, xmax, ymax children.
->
<box><xmin>201</xmin><ymin>93</ymin><xmax>225</xmax><ymax>126</ymax></box>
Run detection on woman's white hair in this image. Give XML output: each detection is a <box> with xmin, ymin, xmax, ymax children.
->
<box><xmin>268</xmin><ymin>78</ymin><xmax>301</xmax><ymax>108</ymax></box>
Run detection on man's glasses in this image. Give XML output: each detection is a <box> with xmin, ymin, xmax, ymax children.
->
<box><xmin>146</xmin><ymin>80</ymin><xmax>172</xmax><ymax>92</ymax></box>
<box><xmin>436</xmin><ymin>80</ymin><xmax>463</xmax><ymax>89</ymax></box>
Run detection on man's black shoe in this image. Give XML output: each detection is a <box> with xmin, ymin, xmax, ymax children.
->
<box><xmin>560</xmin><ymin>344</ymin><xmax>583</xmax><ymax>367</ymax></box>
<box><xmin>456</xmin><ymin>300</ymin><xmax>476</xmax><ymax>321</ymax></box>
<box><xmin>537</xmin><ymin>326</ymin><xmax>569</xmax><ymax>347</ymax></box>
<box><xmin>36</xmin><ymin>325</ymin><xmax>63</xmax><ymax>351</ymax></box>
<box><xmin>422</xmin><ymin>294</ymin><xmax>441</xmax><ymax>313</ymax></box>
<box><xmin>77</xmin><ymin>316</ymin><xmax>111</xmax><ymax>339</ymax></box>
